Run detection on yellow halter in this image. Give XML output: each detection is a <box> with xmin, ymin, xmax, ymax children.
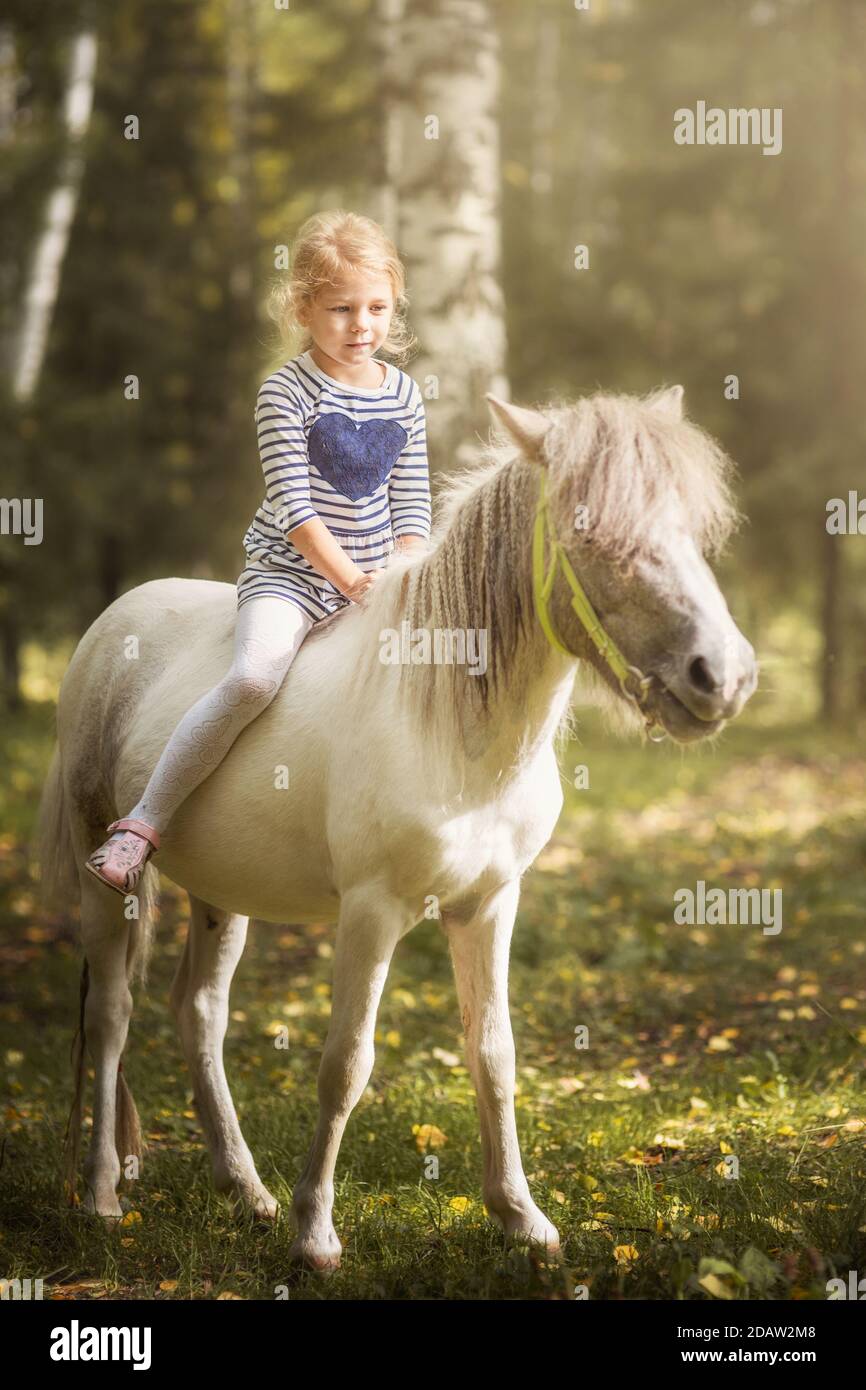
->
<box><xmin>531</xmin><ymin>471</ymin><xmax>667</xmax><ymax>741</ymax></box>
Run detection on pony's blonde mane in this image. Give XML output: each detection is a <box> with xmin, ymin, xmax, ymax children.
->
<box><xmin>356</xmin><ymin>388</ymin><xmax>740</xmax><ymax>752</ymax></box>
<box><xmin>541</xmin><ymin>387</ymin><xmax>739</xmax><ymax>562</ymax></box>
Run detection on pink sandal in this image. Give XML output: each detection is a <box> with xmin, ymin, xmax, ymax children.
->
<box><xmin>83</xmin><ymin>817</ymin><xmax>161</xmax><ymax>896</ymax></box>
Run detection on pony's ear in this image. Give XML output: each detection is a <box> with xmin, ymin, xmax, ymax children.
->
<box><xmin>648</xmin><ymin>384</ymin><xmax>685</xmax><ymax>420</ymax></box>
<box><xmin>485</xmin><ymin>394</ymin><xmax>551</xmax><ymax>461</ymax></box>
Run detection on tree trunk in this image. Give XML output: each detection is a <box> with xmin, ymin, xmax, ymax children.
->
<box><xmin>377</xmin><ymin>0</ymin><xmax>404</xmax><ymax>239</ymax></box>
<box><xmin>1</xmin><ymin>605</ymin><xmax>22</xmax><ymax>712</ymax></box>
<box><xmin>225</xmin><ymin>0</ymin><xmax>256</xmax><ymax>309</ymax></box>
<box><xmin>0</xmin><ymin>24</ymin><xmax>14</xmax><ymax>143</ymax></box>
<box><xmin>11</xmin><ymin>27</ymin><xmax>98</xmax><ymax>402</ymax></box>
<box><xmin>392</xmin><ymin>0</ymin><xmax>508</xmax><ymax>474</ymax></box>
<box><xmin>0</xmin><ymin>24</ymin><xmax>17</xmax><ymax>380</ymax></box>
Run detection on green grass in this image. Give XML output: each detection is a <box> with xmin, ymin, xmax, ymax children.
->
<box><xmin>1</xmin><ymin>702</ymin><xmax>865</xmax><ymax>1300</ymax></box>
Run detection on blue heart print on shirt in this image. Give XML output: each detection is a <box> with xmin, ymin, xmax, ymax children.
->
<box><xmin>308</xmin><ymin>414</ymin><xmax>408</xmax><ymax>501</ymax></box>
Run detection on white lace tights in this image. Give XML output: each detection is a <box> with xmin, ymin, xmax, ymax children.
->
<box><xmin>124</xmin><ymin>598</ymin><xmax>314</xmax><ymax>836</ymax></box>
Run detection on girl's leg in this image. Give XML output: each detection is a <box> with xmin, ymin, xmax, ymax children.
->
<box><xmin>85</xmin><ymin>598</ymin><xmax>313</xmax><ymax>893</ymax></box>
<box><xmin>127</xmin><ymin>597</ymin><xmax>312</xmax><ymax>832</ymax></box>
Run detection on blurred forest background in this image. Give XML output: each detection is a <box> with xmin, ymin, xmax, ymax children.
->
<box><xmin>1</xmin><ymin>0</ymin><xmax>864</xmax><ymax>728</ymax></box>
<box><xmin>2</xmin><ymin>1</ymin><xmax>866</xmax><ymax>1301</ymax></box>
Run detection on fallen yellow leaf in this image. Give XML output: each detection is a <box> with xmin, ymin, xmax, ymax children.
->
<box><xmin>412</xmin><ymin>1123</ymin><xmax>447</xmax><ymax>1152</ymax></box>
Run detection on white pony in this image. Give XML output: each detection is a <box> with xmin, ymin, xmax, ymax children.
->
<box><xmin>37</xmin><ymin>388</ymin><xmax>756</xmax><ymax>1269</ymax></box>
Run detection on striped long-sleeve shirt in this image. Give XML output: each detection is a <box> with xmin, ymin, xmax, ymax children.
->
<box><xmin>239</xmin><ymin>350</ymin><xmax>432</xmax><ymax>619</ymax></box>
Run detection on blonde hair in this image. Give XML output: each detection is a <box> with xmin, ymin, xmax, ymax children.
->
<box><xmin>264</xmin><ymin>210</ymin><xmax>417</xmax><ymax>367</ymax></box>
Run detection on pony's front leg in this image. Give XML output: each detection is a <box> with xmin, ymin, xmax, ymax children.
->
<box><xmin>289</xmin><ymin>884</ymin><xmax>409</xmax><ymax>1270</ymax></box>
<box><xmin>445</xmin><ymin>879</ymin><xmax>560</xmax><ymax>1254</ymax></box>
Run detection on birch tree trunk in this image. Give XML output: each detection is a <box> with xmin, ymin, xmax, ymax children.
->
<box><xmin>377</xmin><ymin>0</ymin><xmax>404</xmax><ymax>240</ymax></box>
<box><xmin>390</xmin><ymin>0</ymin><xmax>508</xmax><ymax>473</ymax></box>
<box><xmin>226</xmin><ymin>0</ymin><xmax>256</xmax><ymax>306</ymax></box>
<box><xmin>0</xmin><ymin>23</ymin><xmax>18</xmax><ymax>379</ymax></box>
<box><xmin>11</xmin><ymin>28</ymin><xmax>98</xmax><ymax>402</ymax></box>
<box><xmin>0</xmin><ymin>24</ymin><xmax>13</xmax><ymax>143</ymax></box>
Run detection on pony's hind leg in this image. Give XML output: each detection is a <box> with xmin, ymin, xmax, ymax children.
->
<box><xmin>170</xmin><ymin>895</ymin><xmax>277</xmax><ymax>1220</ymax></box>
<box><xmin>77</xmin><ymin>873</ymin><xmax>139</xmax><ymax>1218</ymax></box>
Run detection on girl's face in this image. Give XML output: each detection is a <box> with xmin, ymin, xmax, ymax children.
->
<box><xmin>299</xmin><ymin>272</ymin><xmax>395</xmax><ymax>370</ymax></box>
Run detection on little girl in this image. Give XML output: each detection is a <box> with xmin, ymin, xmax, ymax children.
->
<box><xmin>85</xmin><ymin>210</ymin><xmax>432</xmax><ymax>895</ymax></box>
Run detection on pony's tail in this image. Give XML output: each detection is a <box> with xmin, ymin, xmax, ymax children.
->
<box><xmin>127</xmin><ymin>860</ymin><xmax>159</xmax><ymax>988</ymax></box>
<box><xmin>115</xmin><ymin>1060</ymin><xmax>143</xmax><ymax>1181</ymax></box>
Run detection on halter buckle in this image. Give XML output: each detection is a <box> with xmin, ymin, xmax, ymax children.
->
<box><xmin>620</xmin><ymin>666</ymin><xmax>668</xmax><ymax>742</ymax></box>
<box><xmin>620</xmin><ymin>665</ymin><xmax>654</xmax><ymax>707</ymax></box>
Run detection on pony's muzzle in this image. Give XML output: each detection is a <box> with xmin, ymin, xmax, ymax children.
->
<box><xmin>678</xmin><ymin>631</ymin><xmax>757</xmax><ymax>721</ymax></box>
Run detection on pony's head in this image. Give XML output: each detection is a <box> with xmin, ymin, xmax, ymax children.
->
<box><xmin>486</xmin><ymin>386</ymin><xmax>757</xmax><ymax>742</ymax></box>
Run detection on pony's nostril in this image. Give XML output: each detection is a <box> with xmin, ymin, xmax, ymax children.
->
<box><xmin>687</xmin><ymin>656</ymin><xmax>719</xmax><ymax>694</ymax></box>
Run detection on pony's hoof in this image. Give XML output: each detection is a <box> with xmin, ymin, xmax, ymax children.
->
<box><xmin>288</xmin><ymin>1235</ymin><xmax>342</xmax><ymax>1272</ymax></box>
<box><xmin>250</xmin><ymin>1192</ymin><xmax>280</xmax><ymax>1222</ymax></box>
<box><xmin>82</xmin><ymin>1189</ymin><xmax>124</xmax><ymax>1222</ymax></box>
<box><xmin>501</xmin><ymin>1207</ymin><xmax>561</xmax><ymax>1256</ymax></box>
<box><xmin>220</xmin><ymin>1181</ymin><xmax>280</xmax><ymax>1222</ymax></box>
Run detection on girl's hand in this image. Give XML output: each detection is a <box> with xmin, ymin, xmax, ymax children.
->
<box><xmin>343</xmin><ymin>569</ymin><xmax>385</xmax><ymax>604</ymax></box>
